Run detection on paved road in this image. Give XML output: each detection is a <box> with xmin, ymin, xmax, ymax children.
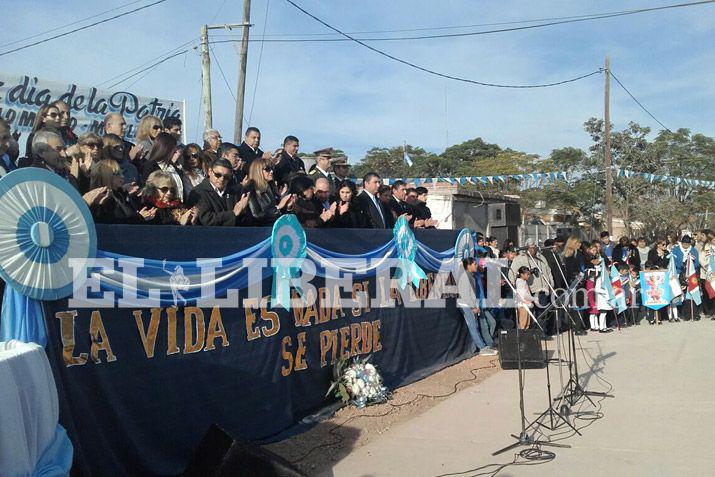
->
<box><xmin>324</xmin><ymin>319</ymin><xmax>715</xmax><ymax>477</ymax></box>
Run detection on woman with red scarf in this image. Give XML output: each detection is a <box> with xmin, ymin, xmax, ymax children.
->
<box><xmin>142</xmin><ymin>170</ymin><xmax>196</xmax><ymax>226</ymax></box>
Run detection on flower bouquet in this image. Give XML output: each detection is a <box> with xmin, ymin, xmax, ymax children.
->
<box><xmin>326</xmin><ymin>356</ymin><xmax>389</xmax><ymax>409</ymax></box>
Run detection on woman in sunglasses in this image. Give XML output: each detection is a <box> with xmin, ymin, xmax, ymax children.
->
<box><xmin>141</xmin><ymin>170</ymin><xmax>196</xmax><ymax>225</ymax></box>
<box><xmin>87</xmin><ymin>160</ymin><xmax>155</xmax><ymax>224</ymax></box>
<box><xmin>246</xmin><ymin>158</ymin><xmax>294</xmax><ymax>226</ymax></box>
<box><xmin>25</xmin><ymin>104</ymin><xmax>62</xmax><ymax>157</ymax></box>
<box><xmin>64</xmin><ymin>132</ymin><xmax>103</xmax><ymax>193</ymax></box>
<box><xmin>181</xmin><ymin>143</ymin><xmax>206</xmax><ymax>201</ymax></box>
<box><xmin>101</xmin><ymin>133</ymin><xmax>141</xmax><ymax>188</ymax></box>
<box><xmin>135</xmin><ymin>115</ymin><xmax>163</xmax><ymax>156</ymax></box>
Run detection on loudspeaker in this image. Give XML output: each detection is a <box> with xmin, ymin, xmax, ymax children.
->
<box><xmin>497</xmin><ymin>329</ymin><xmax>546</xmax><ymax>370</ymax></box>
<box><xmin>184</xmin><ymin>425</ymin><xmax>307</xmax><ymax>477</ymax></box>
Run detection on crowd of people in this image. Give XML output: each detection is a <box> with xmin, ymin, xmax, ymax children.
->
<box><xmin>1</xmin><ymin>105</ymin><xmax>713</xmax><ymax>359</ymax></box>
<box><xmin>459</xmin><ymin>230</ymin><xmax>715</xmax><ymax>356</ymax></box>
<box><xmin>0</xmin><ymin>105</ymin><xmax>437</xmax><ymax>230</ymax></box>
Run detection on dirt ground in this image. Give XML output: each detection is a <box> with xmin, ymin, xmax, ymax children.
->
<box><xmin>265</xmin><ymin>354</ymin><xmax>502</xmax><ymax>475</ymax></box>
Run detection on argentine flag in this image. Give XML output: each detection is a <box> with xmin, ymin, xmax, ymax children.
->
<box><xmin>609</xmin><ymin>265</ymin><xmax>627</xmax><ymax>314</ymax></box>
<box><xmin>667</xmin><ymin>253</ymin><xmax>683</xmax><ymax>300</ymax></box>
<box><xmin>403</xmin><ymin>149</ymin><xmax>413</xmax><ymax>167</ymax></box>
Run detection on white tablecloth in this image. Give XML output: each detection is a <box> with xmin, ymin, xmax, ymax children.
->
<box><xmin>0</xmin><ymin>340</ymin><xmax>59</xmax><ymax>477</ymax></box>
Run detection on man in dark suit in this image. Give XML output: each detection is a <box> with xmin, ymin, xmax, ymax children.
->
<box><xmin>387</xmin><ymin>180</ymin><xmax>413</xmax><ymax>223</ymax></box>
<box><xmin>274</xmin><ymin>135</ymin><xmax>305</xmax><ymax>187</ymax></box>
<box><xmin>355</xmin><ymin>172</ymin><xmax>391</xmax><ymax>229</ymax></box>
<box><xmin>192</xmin><ymin>158</ymin><xmax>251</xmax><ymax>226</ymax></box>
<box><xmin>238</xmin><ymin>126</ymin><xmax>270</xmax><ymax>169</ymax></box>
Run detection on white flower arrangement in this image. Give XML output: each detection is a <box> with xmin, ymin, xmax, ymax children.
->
<box><xmin>327</xmin><ymin>356</ymin><xmax>389</xmax><ymax>409</ymax></box>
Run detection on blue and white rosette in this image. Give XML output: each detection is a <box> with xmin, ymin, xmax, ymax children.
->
<box><xmin>454</xmin><ymin>228</ymin><xmax>475</xmax><ymax>261</ymax></box>
<box><xmin>0</xmin><ymin>168</ymin><xmax>96</xmax><ymax>300</ymax></box>
<box><xmin>270</xmin><ymin>214</ymin><xmax>306</xmax><ymax>309</ymax></box>
<box><xmin>393</xmin><ymin>216</ymin><xmax>427</xmax><ymax>289</ymax></box>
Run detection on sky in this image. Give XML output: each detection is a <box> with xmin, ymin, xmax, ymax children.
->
<box><xmin>2</xmin><ymin>0</ymin><xmax>715</xmax><ymax>165</ymax></box>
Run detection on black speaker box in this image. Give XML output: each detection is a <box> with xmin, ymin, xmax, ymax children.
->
<box><xmin>183</xmin><ymin>424</ymin><xmax>307</xmax><ymax>477</ymax></box>
<box><xmin>497</xmin><ymin>329</ymin><xmax>546</xmax><ymax>369</ymax></box>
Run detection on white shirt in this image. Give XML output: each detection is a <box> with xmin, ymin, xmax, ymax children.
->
<box><xmin>210</xmin><ymin>182</ymin><xmax>226</xmax><ymax>198</ymax></box>
<box><xmin>363</xmin><ymin>189</ymin><xmax>385</xmax><ymax>226</ymax></box>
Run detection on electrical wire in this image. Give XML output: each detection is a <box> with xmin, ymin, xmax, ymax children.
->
<box><xmin>248</xmin><ymin>0</ymin><xmax>271</xmax><ymax>124</ymax></box>
<box><xmin>212</xmin><ymin>0</ymin><xmax>715</xmax><ymax>43</ymax></box>
<box><xmin>99</xmin><ymin>38</ymin><xmax>197</xmax><ymax>87</ymax></box>
<box><xmin>0</xmin><ymin>0</ymin><xmax>170</xmax><ymax>57</ymax></box>
<box><xmin>282</xmin><ymin>0</ymin><xmax>603</xmax><ymax>89</ymax></box>
<box><xmin>1</xmin><ymin>0</ymin><xmax>146</xmax><ymax>48</ymax></box>
<box><xmin>125</xmin><ymin>48</ymin><xmax>189</xmax><ymax>89</ymax></box>
<box><xmin>209</xmin><ymin>45</ymin><xmax>237</xmax><ymax>102</ymax></box>
<box><xmin>106</xmin><ymin>49</ymin><xmax>190</xmax><ymax>89</ymax></box>
<box><xmin>209</xmin><ymin>0</ymin><xmax>229</xmax><ymax>24</ymax></box>
<box><xmin>609</xmin><ymin>71</ymin><xmax>671</xmax><ymax>132</ymax></box>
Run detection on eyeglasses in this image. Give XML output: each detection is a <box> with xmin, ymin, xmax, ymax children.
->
<box><xmin>212</xmin><ymin>171</ymin><xmax>231</xmax><ymax>179</ymax></box>
<box><xmin>151</xmin><ymin>125</ymin><xmax>162</xmax><ymax>130</ymax></box>
<box><xmin>157</xmin><ymin>187</ymin><xmax>172</xmax><ymax>194</ymax></box>
<box><xmin>188</xmin><ymin>153</ymin><xmax>200</xmax><ymax>158</ymax></box>
<box><xmin>263</xmin><ymin>167</ymin><xmax>274</xmax><ymax>172</ymax></box>
<box><xmin>46</xmin><ymin>112</ymin><xmax>59</xmax><ymax>118</ymax></box>
<box><xmin>86</xmin><ymin>143</ymin><xmax>102</xmax><ymax>149</ymax></box>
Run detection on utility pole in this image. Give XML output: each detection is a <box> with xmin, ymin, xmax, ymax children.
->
<box><xmin>234</xmin><ymin>0</ymin><xmax>252</xmax><ymax>143</ymax></box>
<box><xmin>200</xmin><ymin>25</ymin><xmax>213</xmax><ymax>132</ymax></box>
<box><xmin>604</xmin><ymin>56</ymin><xmax>613</xmax><ymax>235</ymax></box>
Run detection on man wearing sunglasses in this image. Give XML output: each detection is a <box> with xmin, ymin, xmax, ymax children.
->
<box><xmin>192</xmin><ymin>158</ymin><xmax>251</xmax><ymax>226</ymax></box>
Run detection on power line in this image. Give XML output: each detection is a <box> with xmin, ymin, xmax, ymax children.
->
<box><xmin>98</xmin><ymin>38</ymin><xmax>197</xmax><ymax>87</ymax></box>
<box><xmin>215</xmin><ymin>0</ymin><xmax>715</xmax><ymax>43</ymax></box>
<box><xmin>248</xmin><ymin>0</ymin><xmax>271</xmax><ymax>124</ymax></box>
<box><xmin>106</xmin><ymin>49</ymin><xmax>189</xmax><ymax>89</ymax></box>
<box><xmin>1</xmin><ymin>0</ymin><xmax>146</xmax><ymax>48</ymax></box>
<box><xmin>283</xmin><ymin>0</ymin><xmax>603</xmax><ymax>89</ymax></box>
<box><xmin>609</xmin><ymin>71</ymin><xmax>671</xmax><ymax>132</ymax></box>
<box><xmin>209</xmin><ymin>0</ymin><xmax>229</xmax><ymax>24</ymax></box>
<box><xmin>0</xmin><ymin>0</ymin><xmax>169</xmax><ymax>57</ymax></box>
<box><xmin>209</xmin><ymin>45</ymin><xmax>237</xmax><ymax>102</ymax></box>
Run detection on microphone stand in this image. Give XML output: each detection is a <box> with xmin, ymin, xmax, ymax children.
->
<box><xmin>558</xmin><ymin>273</ymin><xmax>615</xmax><ymax>407</ymax></box>
<box><xmin>492</xmin><ymin>267</ymin><xmax>572</xmax><ymax>455</ymax></box>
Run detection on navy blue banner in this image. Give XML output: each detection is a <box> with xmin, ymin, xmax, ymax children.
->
<box><xmin>42</xmin><ymin>225</ymin><xmax>472</xmax><ymax>476</ymax></box>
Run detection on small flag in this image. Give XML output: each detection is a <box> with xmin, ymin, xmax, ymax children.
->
<box><xmin>610</xmin><ymin>265</ymin><xmax>627</xmax><ymax>313</ymax></box>
<box><xmin>707</xmin><ymin>254</ymin><xmax>715</xmax><ymax>299</ymax></box>
<box><xmin>685</xmin><ymin>254</ymin><xmax>702</xmax><ymax>305</ymax></box>
<box><xmin>403</xmin><ymin>141</ymin><xmax>413</xmax><ymax>167</ymax></box>
<box><xmin>667</xmin><ymin>254</ymin><xmax>683</xmax><ymax>299</ymax></box>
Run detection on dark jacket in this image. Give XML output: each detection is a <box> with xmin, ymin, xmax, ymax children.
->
<box><xmin>387</xmin><ymin>196</ymin><xmax>414</xmax><ymax>224</ymax></box>
<box><xmin>274</xmin><ymin>151</ymin><xmax>305</xmax><ymax>187</ymax></box>
<box><xmin>647</xmin><ymin>248</ymin><xmax>670</xmax><ymax>270</ymax></box>
<box><xmin>247</xmin><ymin>183</ymin><xmax>280</xmax><ymax>226</ymax></box>
<box><xmin>30</xmin><ymin>155</ymin><xmax>80</xmax><ymax>191</ymax></box>
<box><xmin>238</xmin><ymin>142</ymin><xmax>263</xmax><ymax>168</ymax></box>
<box><xmin>354</xmin><ymin>190</ymin><xmax>391</xmax><ymax>229</ymax></box>
<box><xmin>332</xmin><ymin>201</ymin><xmax>360</xmax><ymax>228</ymax></box>
<box><xmin>192</xmin><ymin>178</ymin><xmax>250</xmax><ymax>227</ymax></box>
<box><xmin>612</xmin><ymin>243</ymin><xmax>641</xmax><ymax>269</ymax></box>
<box><xmin>294</xmin><ymin>196</ymin><xmax>329</xmax><ymax>228</ymax></box>
<box><xmin>564</xmin><ymin>252</ymin><xmax>585</xmax><ymax>283</ymax></box>
<box><xmin>543</xmin><ymin>249</ymin><xmax>566</xmax><ymax>289</ymax></box>
<box><xmin>91</xmin><ymin>189</ymin><xmax>144</xmax><ymax>224</ymax></box>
